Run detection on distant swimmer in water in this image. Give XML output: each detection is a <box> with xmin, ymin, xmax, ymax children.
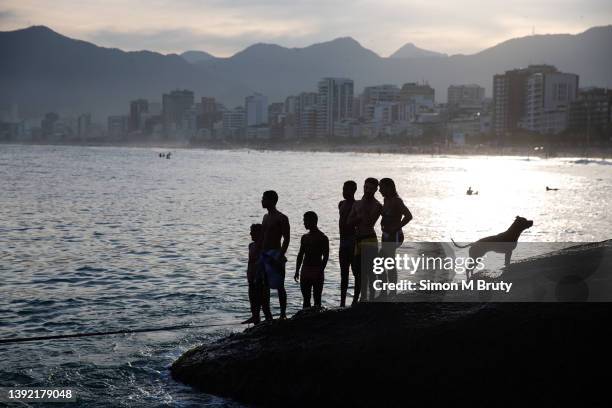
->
<box><xmin>546</xmin><ymin>186</ymin><xmax>559</xmax><ymax>191</ymax></box>
<box><xmin>260</xmin><ymin>190</ymin><xmax>290</xmax><ymax>319</ymax></box>
<box><xmin>466</xmin><ymin>187</ymin><xmax>478</xmax><ymax>195</ymax></box>
<box><xmin>294</xmin><ymin>211</ymin><xmax>329</xmax><ymax>309</ymax></box>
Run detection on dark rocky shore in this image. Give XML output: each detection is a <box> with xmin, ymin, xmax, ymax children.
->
<box><xmin>171</xmin><ymin>243</ymin><xmax>612</xmax><ymax>407</ymax></box>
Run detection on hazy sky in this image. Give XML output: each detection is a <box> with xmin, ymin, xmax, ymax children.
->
<box><xmin>1</xmin><ymin>0</ymin><xmax>610</xmax><ymax>57</ymax></box>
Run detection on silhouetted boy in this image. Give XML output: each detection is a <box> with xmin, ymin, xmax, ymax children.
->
<box><xmin>243</xmin><ymin>223</ymin><xmax>272</xmax><ymax>324</ymax></box>
<box><xmin>294</xmin><ymin>211</ymin><xmax>329</xmax><ymax>308</ymax></box>
<box><xmin>338</xmin><ymin>180</ymin><xmax>357</xmax><ymax>307</ymax></box>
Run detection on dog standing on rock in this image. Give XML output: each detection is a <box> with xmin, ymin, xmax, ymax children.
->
<box><xmin>452</xmin><ymin>216</ymin><xmax>534</xmax><ymax>279</ymax></box>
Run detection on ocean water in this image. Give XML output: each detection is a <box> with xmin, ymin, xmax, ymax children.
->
<box><xmin>1</xmin><ymin>144</ymin><xmax>611</xmax><ymax>406</ymax></box>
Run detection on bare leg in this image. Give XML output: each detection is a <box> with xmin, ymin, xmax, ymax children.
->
<box><xmin>300</xmin><ymin>280</ymin><xmax>312</xmax><ymax>308</ymax></box>
<box><xmin>339</xmin><ymin>246</ymin><xmax>350</xmax><ymax>307</ymax></box>
<box><xmin>261</xmin><ymin>285</ymin><xmax>272</xmax><ymax>320</ymax></box>
<box><xmin>248</xmin><ymin>284</ymin><xmax>260</xmax><ymax>322</ymax></box>
<box><xmin>278</xmin><ymin>287</ymin><xmax>287</xmax><ymax>318</ymax></box>
<box><xmin>352</xmin><ymin>247</ymin><xmax>362</xmax><ymax>305</ymax></box>
<box><xmin>314</xmin><ymin>278</ymin><xmax>323</xmax><ymax>308</ymax></box>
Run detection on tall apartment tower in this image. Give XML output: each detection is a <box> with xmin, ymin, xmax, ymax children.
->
<box><xmin>317</xmin><ymin>78</ymin><xmax>354</xmax><ymax>137</ymax></box>
<box><xmin>199</xmin><ymin>97</ymin><xmax>218</xmax><ymax>130</ymax></box>
<box><xmin>521</xmin><ymin>72</ymin><xmax>578</xmax><ymax>134</ymax></box>
<box><xmin>129</xmin><ymin>99</ymin><xmax>149</xmax><ymax>132</ymax></box>
<box><xmin>162</xmin><ymin>90</ymin><xmax>195</xmax><ymax>132</ymax></box>
<box><xmin>245</xmin><ymin>93</ymin><xmax>269</xmax><ymax>126</ymax></box>
<box><xmin>492</xmin><ymin>65</ymin><xmax>557</xmax><ymax>136</ymax></box>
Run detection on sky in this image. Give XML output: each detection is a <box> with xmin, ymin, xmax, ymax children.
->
<box><xmin>0</xmin><ymin>0</ymin><xmax>611</xmax><ymax>57</ymax></box>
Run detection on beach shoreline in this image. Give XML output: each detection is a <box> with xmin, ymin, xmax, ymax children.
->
<box><xmin>2</xmin><ymin>140</ymin><xmax>611</xmax><ymax>159</ymax></box>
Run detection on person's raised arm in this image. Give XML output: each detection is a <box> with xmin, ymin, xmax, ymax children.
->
<box><xmin>295</xmin><ymin>236</ymin><xmax>304</xmax><ymax>282</ymax></box>
<box><xmin>281</xmin><ymin>215</ymin><xmax>290</xmax><ymax>256</ymax></box>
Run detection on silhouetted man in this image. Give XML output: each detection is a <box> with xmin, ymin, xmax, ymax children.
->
<box><xmin>348</xmin><ymin>178</ymin><xmax>382</xmax><ymax>302</ymax></box>
<box><xmin>379</xmin><ymin>178</ymin><xmax>413</xmax><ymax>298</ymax></box>
<box><xmin>338</xmin><ymin>180</ymin><xmax>357</xmax><ymax>307</ymax></box>
<box><xmin>260</xmin><ymin>190</ymin><xmax>290</xmax><ymax>319</ymax></box>
<box><xmin>294</xmin><ymin>211</ymin><xmax>329</xmax><ymax>309</ymax></box>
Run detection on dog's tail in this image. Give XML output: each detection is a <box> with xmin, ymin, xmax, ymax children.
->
<box><xmin>451</xmin><ymin>238</ymin><xmax>472</xmax><ymax>248</ymax></box>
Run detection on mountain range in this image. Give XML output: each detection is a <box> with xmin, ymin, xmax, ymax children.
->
<box><xmin>1</xmin><ymin>25</ymin><xmax>611</xmax><ymax>120</ymax></box>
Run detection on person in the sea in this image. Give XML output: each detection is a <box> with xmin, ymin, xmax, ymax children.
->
<box><xmin>348</xmin><ymin>178</ymin><xmax>383</xmax><ymax>302</ymax></box>
<box><xmin>294</xmin><ymin>211</ymin><xmax>329</xmax><ymax>309</ymax></box>
<box><xmin>260</xmin><ymin>190</ymin><xmax>290</xmax><ymax>319</ymax></box>
<box><xmin>243</xmin><ymin>223</ymin><xmax>272</xmax><ymax>324</ymax></box>
<box><xmin>379</xmin><ymin>178</ymin><xmax>413</xmax><ymax>297</ymax></box>
<box><xmin>338</xmin><ymin>180</ymin><xmax>357</xmax><ymax>307</ymax></box>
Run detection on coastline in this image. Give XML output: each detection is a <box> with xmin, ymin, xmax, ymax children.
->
<box><xmin>2</xmin><ymin>140</ymin><xmax>611</xmax><ymax>159</ymax></box>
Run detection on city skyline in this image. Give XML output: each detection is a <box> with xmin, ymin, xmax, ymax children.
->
<box><xmin>0</xmin><ymin>0</ymin><xmax>610</xmax><ymax>57</ymax></box>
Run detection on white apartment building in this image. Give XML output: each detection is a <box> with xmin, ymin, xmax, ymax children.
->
<box><xmin>317</xmin><ymin>77</ymin><xmax>354</xmax><ymax>137</ymax></box>
<box><xmin>521</xmin><ymin>72</ymin><xmax>578</xmax><ymax>134</ymax></box>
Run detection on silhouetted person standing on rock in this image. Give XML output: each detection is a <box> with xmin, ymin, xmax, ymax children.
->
<box><xmin>348</xmin><ymin>178</ymin><xmax>382</xmax><ymax>302</ymax></box>
<box><xmin>260</xmin><ymin>190</ymin><xmax>290</xmax><ymax>319</ymax></box>
<box><xmin>379</xmin><ymin>178</ymin><xmax>413</xmax><ymax>297</ymax></box>
<box><xmin>243</xmin><ymin>223</ymin><xmax>272</xmax><ymax>324</ymax></box>
<box><xmin>294</xmin><ymin>211</ymin><xmax>329</xmax><ymax>309</ymax></box>
<box><xmin>338</xmin><ymin>180</ymin><xmax>357</xmax><ymax>307</ymax></box>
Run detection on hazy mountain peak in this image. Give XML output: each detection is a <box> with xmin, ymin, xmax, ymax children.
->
<box><xmin>305</xmin><ymin>36</ymin><xmax>380</xmax><ymax>58</ymax></box>
<box><xmin>389</xmin><ymin>42</ymin><xmax>447</xmax><ymax>59</ymax></box>
<box><xmin>180</xmin><ymin>50</ymin><xmax>216</xmax><ymax>63</ymax></box>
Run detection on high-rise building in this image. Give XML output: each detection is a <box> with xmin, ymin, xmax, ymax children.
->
<box><xmin>285</xmin><ymin>92</ymin><xmax>319</xmax><ymax>138</ymax></box>
<box><xmin>361</xmin><ymin>85</ymin><xmax>400</xmax><ymax>119</ymax></box>
<box><xmin>521</xmin><ymin>71</ymin><xmax>578</xmax><ymax>134</ymax></box>
<box><xmin>129</xmin><ymin>99</ymin><xmax>148</xmax><ymax>132</ymax></box>
<box><xmin>222</xmin><ymin>106</ymin><xmax>246</xmax><ymax>135</ymax></box>
<box><xmin>568</xmin><ymin>87</ymin><xmax>612</xmax><ymax>139</ymax></box>
<box><xmin>199</xmin><ymin>97</ymin><xmax>218</xmax><ymax>130</ymax></box>
<box><xmin>372</xmin><ymin>102</ymin><xmax>400</xmax><ymax>125</ymax></box>
<box><xmin>447</xmin><ymin>84</ymin><xmax>485</xmax><ymax>108</ymax></box>
<box><xmin>317</xmin><ymin>77</ymin><xmax>354</xmax><ymax>137</ymax></box>
<box><xmin>399</xmin><ymin>82</ymin><xmax>435</xmax><ymax>111</ymax></box>
<box><xmin>107</xmin><ymin>115</ymin><xmax>128</xmax><ymax>138</ymax></box>
<box><xmin>41</xmin><ymin>112</ymin><xmax>59</xmax><ymax>139</ymax></box>
<box><xmin>162</xmin><ymin>90</ymin><xmax>194</xmax><ymax>132</ymax></box>
<box><xmin>268</xmin><ymin>103</ymin><xmax>284</xmax><ymax>125</ymax></box>
<box><xmin>492</xmin><ymin>65</ymin><xmax>557</xmax><ymax>136</ymax></box>
<box><xmin>245</xmin><ymin>93</ymin><xmax>268</xmax><ymax>126</ymax></box>
<box><xmin>77</xmin><ymin>113</ymin><xmax>91</xmax><ymax>138</ymax></box>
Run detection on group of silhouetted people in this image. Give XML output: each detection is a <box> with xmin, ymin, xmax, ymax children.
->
<box><xmin>244</xmin><ymin>178</ymin><xmax>413</xmax><ymax>324</ymax></box>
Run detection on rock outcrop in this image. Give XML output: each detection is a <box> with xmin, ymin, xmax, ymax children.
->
<box><xmin>171</xmin><ymin>242</ymin><xmax>612</xmax><ymax>406</ymax></box>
